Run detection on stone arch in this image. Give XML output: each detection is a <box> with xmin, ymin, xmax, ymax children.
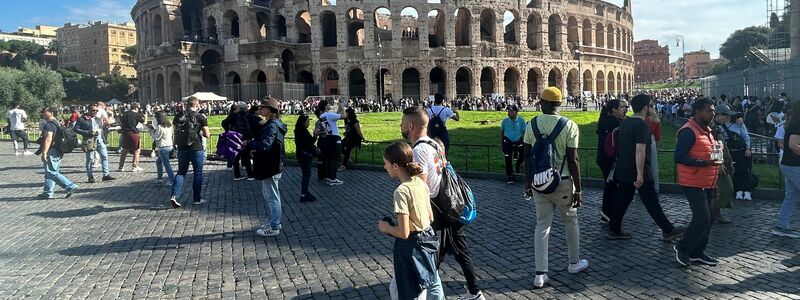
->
<box><xmin>349</xmin><ymin>68</ymin><xmax>366</xmax><ymax>98</ymax></box>
<box><xmin>547</xmin><ymin>14</ymin><xmax>562</xmax><ymax>51</ymax></box>
<box><xmin>322</xmin><ymin>68</ymin><xmax>339</xmax><ymax>95</ymax></box>
<box><xmin>400</xmin><ymin>7</ymin><xmax>419</xmax><ymax>40</ymax></box>
<box><xmin>347</xmin><ymin>8</ymin><xmax>365</xmax><ymax>46</ymax></box>
<box><xmin>503</xmin><ymin>10</ymin><xmax>519</xmax><ymax>45</ymax></box>
<box><xmin>582</xmin><ymin>19</ymin><xmax>592</xmax><ymax>46</ymax></box>
<box><xmin>320</xmin><ymin>10</ymin><xmax>337</xmax><ymax>47</ymax></box>
<box><xmin>607</xmin><ymin>24</ymin><xmax>615</xmax><ymax>50</ymax></box>
<box><xmin>376</xmin><ymin>68</ymin><xmax>393</xmax><ymax>99</ymax></box>
<box><xmin>429</xmin><ymin>67</ymin><xmax>446</xmax><ymax>97</ymax></box>
<box><xmin>255</xmin><ymin>12</ymin><xmax>269</xmax><ymax>40</ymax></box>
<box><xmin>374</xmin><ymin>7</ymin><xmax>392</xmax><ymax>42</ymax></box>
<box><xmin>454</xmin><ymin>8</ymin><xmax>472</xmax><ymax>46</ymax></box>
<box><xmin>152</xmin><ymin>14</ymin><xmax>163</xmax><ymax>45</ymax></box>
<box><xmin>527</xmin><ymin>13</ymin><xmax>542</xmax><ymax>50</ymax></box>
<box><xmin>223</xmin><ymin>10</ymin><xmax>240</xmax><ymax>38</ymax></box>
<box><xmin>180</xmin><ymin>0</ymin><xmax>204</xmax><ymax>37</ymax></box>
<box><xmin>274</xmin><ymin>15</ymin><xmax>287</xmax><ymax>39</ymax></box>
<box><xmin>206</xmin><ymin>16</ymin><xmax>218</xmax><ymax>40</ymax></box>
<box><xmin>250</xmin><ymin>69</ymin><xmax>267</xmax><ymax>83</ymax></box>
<box><xmin>528</xmin><ymin>68</ymin><xmax>542</xmax><ymax>98</ymax></box>
<box><xmin>427</xmin><ymin>9</ymin><xmax>446</xmax><ymax>48</ymax></box>
<box><xmin>169</xmin><ymin>71</ymin><xmax>181</xmax><ymax>102</ymax></box>
<box><xmin>582</xmin><ymin>69</ymin><xmax>593</xmax><ymax>94</ymax></box>
<box><xmin>296</xmin><ymin>11</ymin><xmax>311</xmax><ymax>43</ymax></box>
<box><xmin>297</xmin><ymin>70</ymin><xmax>314</xmax><ymax>84</ymax></box>
<box><xmin>201</xmin><ymin>49</ymin><xmax>221</xmax><ymax>87</ymax></box>
<box><xmin>455</xmin><ymin>66</ymin><xmax>472</xmax><ymax>97</ymax></box>
<box><xmin>607</xmin><ymin>71</ymin><xmax>616</xmax><ymax>94</ymax></box>
<box><xmin>250</xmin><ymin>69</ymin><xmax>268</xmax><ymax>99</ymax></box>
<box><xmin>479</xmin><ymin>8</ymin><xmax>496</xmax><ymax>42</ymax></box>
<box><xmin>547</xmin><ymin>67</ymin><xmax>562</xmax><ymax>88</ymax></box>
<box><xmin>225</xmin><ymin>71</ymin><xmax>242</xmax><ymax>101</ymax></box>
<box><xmin>595</xmin><ymin>23</ymin><xmax>604</xmax><ymax>48</ymax></box>
<box><xmin>526</xmin><ymin>0</ymin><xmax>544</xmax><ymax>9</ymax></box>
<box><xmin>567</xmin><ymin>16</ymin><xmax>579</xmax><ymax>48</ymax></box>
<box><xmin>504</xmin><ymin>67</ymin><xmax>520</xmax><ymax>96</ymax></box>
<box><xmin>596</xmin><ymin>70</ymin><xmax>606</xmax><ymax>94</ymax></box>
<box><xmin>480</xmin><ymin>67</ymin><xmax>496</xmax><ymax>95</ymax></box>
<box><xmin>616</xmin><ymin>72</ymin><xmax>622</xmax><ymax>92</ymax></box>
<box><xmin>281</xmin><ymin>49</ymin><xmax>296</xmax><ymax>82</ymax></box>
<box><xmin>566</xmin><ymin>68</ymin><xmax>579</xmax><ymax>97</ymax></box>
<box><xmin>402</xmin><ymin>68</ymin><xmax>421</xmax><ymax>100</ymax></box>
<box><xmin>155</xmin><ymin>73</ymin><xmax>165</xmax><ymax>102</ymax></box>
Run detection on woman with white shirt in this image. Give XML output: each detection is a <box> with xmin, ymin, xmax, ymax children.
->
<box><xmin>150</xmin><ymin>111</ymin><xmax>175</xmax><ymax>185</ymax></box>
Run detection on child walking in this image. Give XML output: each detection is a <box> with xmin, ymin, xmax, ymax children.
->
<box><xmin>377</xmin><ymin>142</ymin><xmax>444</xmax><ymax>300</ymax></box>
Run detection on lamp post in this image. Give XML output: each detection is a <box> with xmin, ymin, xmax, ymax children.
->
<box><xmin>377</xmin><ymin>35</ymin><xmax>383</xmax><ymax>102</ymax></box>
<box><xmin>676</xmin><ymin>35</ymin><xmax>686</xmax><ymax>82</ymax></box>
<box><xmin>573</xmin><ymin>45</ymin><xmax>583</xmax><ymax>101</ymax></box>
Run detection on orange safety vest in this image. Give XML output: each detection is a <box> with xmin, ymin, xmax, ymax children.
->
<box><xmin>676</xmin><ymin>118</ymin><xmax>720</xmax><ymax>189</ymax></box>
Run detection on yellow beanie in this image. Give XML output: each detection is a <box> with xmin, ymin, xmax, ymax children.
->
<box><xmin>540</xmin><ymin>87</ymin><xmax>563</xmax><ymax>103</ymax></box>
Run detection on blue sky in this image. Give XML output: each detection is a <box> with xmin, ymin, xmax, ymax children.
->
<box><xmin>0</xmin><ymin>0</ymin><xmax>769</xmax><ymax>62</ymax></box>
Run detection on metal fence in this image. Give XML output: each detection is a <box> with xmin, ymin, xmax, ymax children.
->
<box><xmin>204</xmin><ymin>82</ymin><xmax>319</xmax><ymax>102</ymax></box>
<box><xmin>701</xmin><ymin>59</ymin><xmax>800</xmax><ymax>98</ymax></box>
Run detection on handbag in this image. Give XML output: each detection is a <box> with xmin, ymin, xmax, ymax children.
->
<box><xmin>82</xmin><ymin>137</ymin><xmax>97</xmax><ymax>152</ymax></box>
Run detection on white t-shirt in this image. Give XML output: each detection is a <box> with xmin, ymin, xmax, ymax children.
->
<box><xmin>319</xmin><ymin>112</ymin><xmax>341</xmax><ymax>136</ymax></box>
<box><xmin>427</xmin><ymin>106</ymin><xmax>454</xmax><ymax>126</ymax></box>
<box><xmin>94</xmin><ymin>108</ymin><xmax>108</xmax><ymax>130</ymax></box>
<box><xmin>6</xmin><ymin>108</ymin><xmax>27</xmax><ymax>130</ymax></box>
<box><xmin>412</xmin><ymin>136</ymin><xmax>446</xmax><ymax>198</ymax></box>
<box><xmin>767</xmin><ymin>112</ymin><xmax>784</xmax><ymax>127</ymax></box>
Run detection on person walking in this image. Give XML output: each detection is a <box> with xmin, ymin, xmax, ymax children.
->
<box><xmin>711</xmin><ymin>105</ymin><xmax>736</xmax><ymax>224</ymax></box>
<box><xmin>251</xmin><ymin>98</ymin><xmax>288</xmax><ymax>237</ymax></box>
<box><xmin>378</xmin><ymin>141</ymin><xmax>444</xmax><ymax>300</ymax></box>
<box><xmin>36</xmin><ymin>107</ymin><xmax>78</xmax><ymax>199</ymax></box>
<box><xmin>118</xmin><ymin>103</ymin><xmax>145</xmax><ymax>172</ymax></box>
<box><xmin>595</xmin><ymin>99</ymin><xmax>627</xmax><ymax>223</ymax></box>
<box><xmin>645</xmin><ymin>107</ymin><xmax>661</xmax><ymax>193</ymax></box>
<box><xmin>427</xmin><ymin>93</ymin><xmax>460</xmax><ymax>152</ymax></box>
<box><xmin>221</xmin><ymin>102</ymin><xmax>253</xmax><ymax>180</ymax></box>
<box><xmin>294</xmin><ymin>114</ymin><xmax>317</xmax><ymax>202</ymax></box>
<box><xmin>773</xmin><ymin>103</ymin><xmax>800</xmax><ymax>238</ymax></box>
<box><xmin>500</xmin><ymin>105</ymin><xmax>525</xmax><ymax>184</ymax></box>
<box><xmin>606</xmin><ymin>95</ymin><xmax>685</xmax><ymax>241</ymax></box>
<box><xmin>340</xmin><ymin>107</ymin><xmax>364</xmax><ymax>171</ymax></box>
<box><xmin>169</xmin><ymin>97</ymin><xmax>210</xmax><ymax>208</ymax></box>
<box><xmin>401</xmin><ymin>107</ymin><xmax>485</xmax><ymax>300</ymax></box>
<box><xmin>318</xmin><ymin>100</ymin><xmax>347</xmax><ymax>185</ymax></box>
<box><xmin>522</xmin><ymin>87</ymin><xmax>588</xmax><ymax>288</ymax></box>
<box><xmin>150</xmin><ymin>111</ymin><xmax>174</xmax><ymax>185</ymax></box>
<box><xmin>72</xmin><ymin>104</ymin><xmax>115</xmax><ymax>183</ymax></box>
<box><xmin>673</xmin><ymin>98</ymin><xmax>722</xmax><ymax>267</ymax></box>
<box><xmin>7</xmin><ymin>102</ymin><xmax>32</xmax><ymax>156</ymax></box>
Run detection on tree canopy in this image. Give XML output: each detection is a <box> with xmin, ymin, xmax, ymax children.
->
<box><xmin>0</xmin><ymin>61</ymin><xmax>65</xmax><ymax>117</ymax></box>
<box><xmin>719</xmin><ymin>26</ymin><xmax>770</xmax><ymax>70</ymax></box>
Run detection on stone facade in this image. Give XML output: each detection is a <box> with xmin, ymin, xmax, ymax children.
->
<box><xmin>56</xmin><ymin>22</ymin><xmax>138</xmax><ymax>78</ymax></box>
<box><xmin>633</xmin><ymin>39</ymin><xmax>669</xmax><ymax>83</ymax></box>
<box><xmin>685</xmin><ymin>50</ymin><xmax>710</xmax><ymax>79</ymax></box>
<box><xmin>132</xmin><ymin>0</ymin><xmax>635</xmax><ymax>103</ymax></box>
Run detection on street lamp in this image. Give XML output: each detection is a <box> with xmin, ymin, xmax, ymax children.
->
<box><xmin>573</xmin><ymin>45</ymin><xmax>583</xmax><ymax>101</ymax></box>
<box><xmin>377</xmin><ymin>35</ymin><xmax>383</xmax><ymax>102</ymax></box>
<box><xmin>676</xmin><ymin>35</ymin><xmax>686</xmax><ymax>82</ymax></box>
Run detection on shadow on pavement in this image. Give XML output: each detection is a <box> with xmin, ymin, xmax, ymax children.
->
<box><xmin>28</xmin><ymin>204</ymin><xmax>165</xmax><ymax>219</ymax></box>
<box><xmin>57</xmin><ymin>230</ymin><xmax>251</xmax><ymax>256</ymax></box>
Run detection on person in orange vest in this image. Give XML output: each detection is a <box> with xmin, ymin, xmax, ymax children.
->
<box><xmin>673</xmin><ymin>98</ymin><xmax>723</xmax><ymax>267</ymax></box>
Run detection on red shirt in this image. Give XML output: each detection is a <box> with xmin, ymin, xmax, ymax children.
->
<box><xmin>645</xmin><ymin>117</ymin><xmax>661</xmax><ymax>142</ymax></box>
<box><xmin>69</xmin><ymin>112</ymin><xmax>79</xmax><ymax>122</ymax></box>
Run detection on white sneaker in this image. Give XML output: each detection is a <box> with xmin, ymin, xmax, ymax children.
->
<box><xmin>255</xmin><ymin>226</ymin><xmax>280</xmax><ymax>237</ymax></box>
<box><xmin>153</xmin><ymin>179</ymin><xmax>163</xmax><ymax>185</ymax></box>
<box><xmin>131</xmin><ymin>166</ymin><xmax>143</xmax><ymax>172</ymax></box>
<box><xmin>22</xmin><ymin>151</ymin><xmax>33</xmax><ymax>156</ymax></box>
<box><xmin>568</xmin><ymin>259</ymin><xmax>589</xmax><ymax>273</ymax></box>
<box><xmin>735</xmin><ymin>191</ymin><xmax>743</xmax><ymax>200</ymax></box>
<box><xmin>743</xmin><ymin>192</ymin><xmax>752</xmax><ymax>201</ymax></box>
<box><xmin>533</xmin><ymin>274</ymin><xmax>549</xmax><ymax>288</ymax></box>
<box><xmin>458</xmin><ymin>291</ymin><xmax>486</xmax><ymax>300</ymax></box>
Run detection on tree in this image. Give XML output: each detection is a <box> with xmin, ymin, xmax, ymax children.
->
<box><xmin>47</xmin><ymin>39</ymin><xmax>65</xmax><ymax>55</ymax></box>
<box><xmin>122</xmin><ymin>46</ymin><xmax>137</xmax><ymax>67</ymax></box>
<box><xmin>0</xmin><ymin>40</ymin><xmax>47</xmax><ymax>67</ymax></box>
<box><xmin>719</xmin><ymin>26</ymin><xmax>770</xmax><ymax>70</ymax></box>
<box><xmin>0</xmin><ymin>60</ymin><xmax>64</xmax><ymax>118</ymax></box>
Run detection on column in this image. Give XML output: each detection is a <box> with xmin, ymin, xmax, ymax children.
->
<box><xmin>420</xmin><ymin>67</ymin><xmax>430</xmax><ymax>99</ymax></box>
<box><xmin>446</xmin><ymin>67</ymin><xmax>457</xmax><ymax>100</ymax></box>
<box><xmin>519</xmin><ymin>17</ymin><xmax>528</xmax><ymax>50</ymax></box>
<box><xmin>365</xmin><ymin>67</ymin><xmax>376</xmax><ymax>100</ymax></box>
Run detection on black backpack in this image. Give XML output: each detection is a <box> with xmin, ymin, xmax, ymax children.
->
<box><xmin>232</xmin><ymin>113</ymin><xmax>251</xmax><ymax>139</ymax></box>
<box><xmin>428</xmin><ymin>107</ymin><xmax>447</xmax><ymax>140</ymax></box>
<box><xmin>48</xmin><ymin>120</ymin><xmax>79</xmax><ymax>153</ymax></box>
<box><xmin>413</xmin><ymin>140</ymin><xmax>466</xmax><ymax>224</ymax></box>
<box><xmin>174</xmin><ymin>110</ymin><xmax>200</xmax><ymax>147</ymax></box>
<box><xmin>526</xmin><ymin>116</ymin><xmax>569</xmax><ymax>194</ymax></box>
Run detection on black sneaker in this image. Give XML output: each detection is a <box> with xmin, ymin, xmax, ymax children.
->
<box><xmin>102</xmin><ymin>175</ymin><xmax>116</xmax><ymax>181</ymax></box>
<box><xmin>506</xmin><ymin>176</ymin><xmax>514</xmax><ymax>184</ymax></box>
<box><xmin>193</xmin><ymin>199</ymin><xmax>207</xmax><ymax>205</ymax></box>
<box><xmin>605</xmin><ymin>231</ymin><xmax>633</xmax><ymax>240</ymax></box>
<box><xmin>690</xmin><ymin>253</ymin><xmax>719</xmax><ymax>266</ymax></box>
<box><xmin>674</xmin><ymin>245</ymin><xmax>691</xmax><ymax>267</ymax></box>
<box><xmin>65</xmin><ymin>186</ymin><xmax>78</xmax><ymax>199</ymax></box>
<box><xmin>87</xmin><ymin>176</ymin><xmax>95</xmax><ymax>183</ymax></box>
<box><xmin>300</xmin><ymin>194</ymin><xmax>317</xmax><ymax>203</ymax></box>
<box><xmin>662</xmin><ymin>227</ymin><xmax>686</xmax><ymax>242</ymax></box>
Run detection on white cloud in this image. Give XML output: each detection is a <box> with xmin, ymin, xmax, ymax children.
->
<box><xmin>62</xmin><ymin>0</ymin><xmax>134</xmax><ymax>25</ymax></box>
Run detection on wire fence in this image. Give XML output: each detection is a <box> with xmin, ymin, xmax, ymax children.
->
<box><xmin>701</xmin><ymin>59</ymin><xmax>800</xmax><ymax>98</ymax></box>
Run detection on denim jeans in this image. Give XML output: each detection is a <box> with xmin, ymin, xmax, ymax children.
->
<box><xmin>261</xmin><ymin>173</ymin><xmax>282</xmax><ymax>230</ymax></box>
<box><xmin>776</xmin><ymin>165</ymin><xmax>800</xmax><ymax>230</ymax></box>
<box><xmin>85</xmin><ymin>137</ymin><xmax>109</xmax><ymax>178</ymax></box>
<box><xmin>677</xmin><ymin>187</ymin><xmax>713</xmax><ymax>257</ymax></box>
<box><xmin>172</xmin><ymin>150</ymin><xmax>204</xmax><ymax>202</ymax></box>
<box><xmin>43</xmin><ymin>150</ymin><xmax>77</xmax><ymax>197</ymax></box>
<box><xmin>389</xmin><ymin>275</ymin><xmax>444</xmax><ymax>300</ymax></box>
<box><xmin>156</xmin><ymin>146</ymin><xmax>174</xmax><ymax>182</ymax></box>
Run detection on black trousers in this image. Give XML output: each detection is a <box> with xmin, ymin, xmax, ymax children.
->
<box><xmin>297</xmin><ymin>153</ymin><xmax>312</xmax><ymax>195</ymax></box>
<box><xmin>730</xmin><ymin>150</ymin><xmax>752</xmax><ymax>192</ymax></box>
<box><xmin>342</xmin><ymin>142</ymin><xmax>357</xmax><ymax>167</ymax></box>
<box><xmin>677</xmin><ymin>187</ymin><xmax>713</xmax><ymax>257</ymax></box>
<box><xmin>433</xmin><ymin>221</ymin><xmax>479</xmax><ymax>295</ymax></box>
<box><xmin>599</xmin><ymin>164</ymin><xmax>618</xmax><ymax>220</ymax></box>
<box><xmin>233</xmin><ymin>150</ymin><xmax>253</xmax><ymax>179</ymax></box>
<box><xmin>324</xmin><ymin>136</ymin><xmax>341</xmax><ymax>180</ymax></box>
<box><xmin>609</xmin><ymin>180</ymin><xmax>675</xmax><ymax>234</ymax></box>
<box><xmin>502</xmin><ymin>138</ymin><xmax>524</xmax><ymax>177</ymax></box>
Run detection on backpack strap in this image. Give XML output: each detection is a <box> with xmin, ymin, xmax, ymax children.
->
<box><xmin>430</xmin><ymin>107</ymin><xmax>444</xmax><ymax>120</ymax></box>
<box><xmin>531</xmin><ymin>116</ymin><xmax>568</xmax><ymax>142</ymax></box>
<box><xmin>412</xmin><ymin>139</ymin><xmax>444</xmax><ymax>171</ymax></box>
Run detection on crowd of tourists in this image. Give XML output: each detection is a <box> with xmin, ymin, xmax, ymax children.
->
<box><xmin>6</xmin><ymin>84</ymin><xmax>800</xmax><ymax>299</ymax></box>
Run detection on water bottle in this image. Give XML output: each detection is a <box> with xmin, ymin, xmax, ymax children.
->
<box><xmin>711</xmin><ymin>142</ymin><xmax>723</xmax><ymax>162</ymax></box>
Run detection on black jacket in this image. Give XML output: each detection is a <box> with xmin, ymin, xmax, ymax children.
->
<box><xmin>251</xmin><ymin>119</ymin><xmax>288</xmax><ymax>180</ymax></box>
<box><xmin>222</xmin><ymin>111</ymin><xmax>252</xmax><ymax>140</ymax></box>
<box><xmin>72</xmin><ymin>115</ymin><xmax>95</xmax><ymax>138</ymax></box>
<box><xmin>294</xmin><ymin>127</ymin><xmax>317</xmax><ymax>157</ymax></box>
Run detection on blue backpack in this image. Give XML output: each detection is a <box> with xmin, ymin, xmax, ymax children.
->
<box><xmin>414</xmin><ymin>140</ymin><xmax>477</xmax><ymax>225</ymax></box>
<box><xmin>526</xmin><ymin>116</ymin><xmax>568</xmax><ymax>194</ymax></box>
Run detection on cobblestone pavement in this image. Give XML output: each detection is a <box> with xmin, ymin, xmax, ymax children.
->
<box><xmin>0</xmin><ymin>146</ymin><xmax>797</xmax><ymax>299</ymax></box>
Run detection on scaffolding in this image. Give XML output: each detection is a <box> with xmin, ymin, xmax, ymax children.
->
<box><xmin>766</xmin><ymin>0</ymin><xmax>791</xmax><ymax>63</ymax></box>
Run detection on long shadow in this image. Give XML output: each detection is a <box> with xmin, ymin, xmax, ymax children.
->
<box><xmin>0</xmin><ymin>165</ymin><xmax>40</xmax><ymax>172</ymax></box>
<box><xmin>57</xmin><ymin>230</ymin><xmax>251</xmax><ymax>256</ymax></box>
<box><xmin>0</xmin><ymin>182</ymin><xmax>44</xmax><ymax>189</ymax></box>
<box><xmin>28</xmin><ymin>204</ymin><xmax>163</xmax><ymax>219</ymax></box>
<box><xmin>708</xmin><ymin>255</ymin><xmax>800</xmax><ymax>294</ymax></box>
<box><xmin>291</xmin><ymin>282</ymin><xmax>389</xmax><ymax>299</ymax></box>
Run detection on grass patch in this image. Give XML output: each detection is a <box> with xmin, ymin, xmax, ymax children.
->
<box><xmin>640</xmin><ymin>81</ymin><xmax>702</xmax><ymax>90</ymax></box>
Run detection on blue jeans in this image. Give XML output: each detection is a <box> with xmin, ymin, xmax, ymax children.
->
<box><xmin>43</xmin><ymin>150</ymin><xmax>77</xmax><ymax>197</ymax></box>
<box><xmin>172</xmin><ymin>150</ymin><xmax>204</xmax><ymax>202</ymax></box>
<box><xmin>261</xmin><ymin>174</ymin><xmax>282</xmax><ymax>230</ymax></box>
<box><xmin>85</xmin><ymin>137</ymin><xmax>109</xmax><ymax>178</ymax></box>
<box><xmin>776</xmin><ymin>165</ymin><xmax>800</xmax><ymax>230</ymax></box>
<box><xmin>156</xmin><ymin>146</ymin><xmax>174</xmax><ymax>182</ymax></box>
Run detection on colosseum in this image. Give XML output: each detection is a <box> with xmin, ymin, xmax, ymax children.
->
<box><xmin>131</xmin><ymin>0</ymin><xmax>634</xmax><ymax>103</ymax></box>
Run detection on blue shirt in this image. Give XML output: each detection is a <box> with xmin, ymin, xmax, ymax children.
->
<box><xmin>725</xmin><ymin>122</ymin><xmax>751</xmax><ymax>148</ymax></box>
<box><xmin>501</xmin><ymin>116</ymin><xmax>526</xmax><ymax>142</ymax></box>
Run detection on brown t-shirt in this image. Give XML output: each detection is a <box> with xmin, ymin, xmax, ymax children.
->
<box><xmin>393</xmin><ymin>177</ymin><xmax>434</xmax><ymax>232</ymax></box>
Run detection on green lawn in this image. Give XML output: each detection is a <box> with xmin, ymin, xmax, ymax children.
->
<box><xmin>640</xmin><ymin>81</ymin><xmax>702</xmax><ymax>90</ymax></box>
